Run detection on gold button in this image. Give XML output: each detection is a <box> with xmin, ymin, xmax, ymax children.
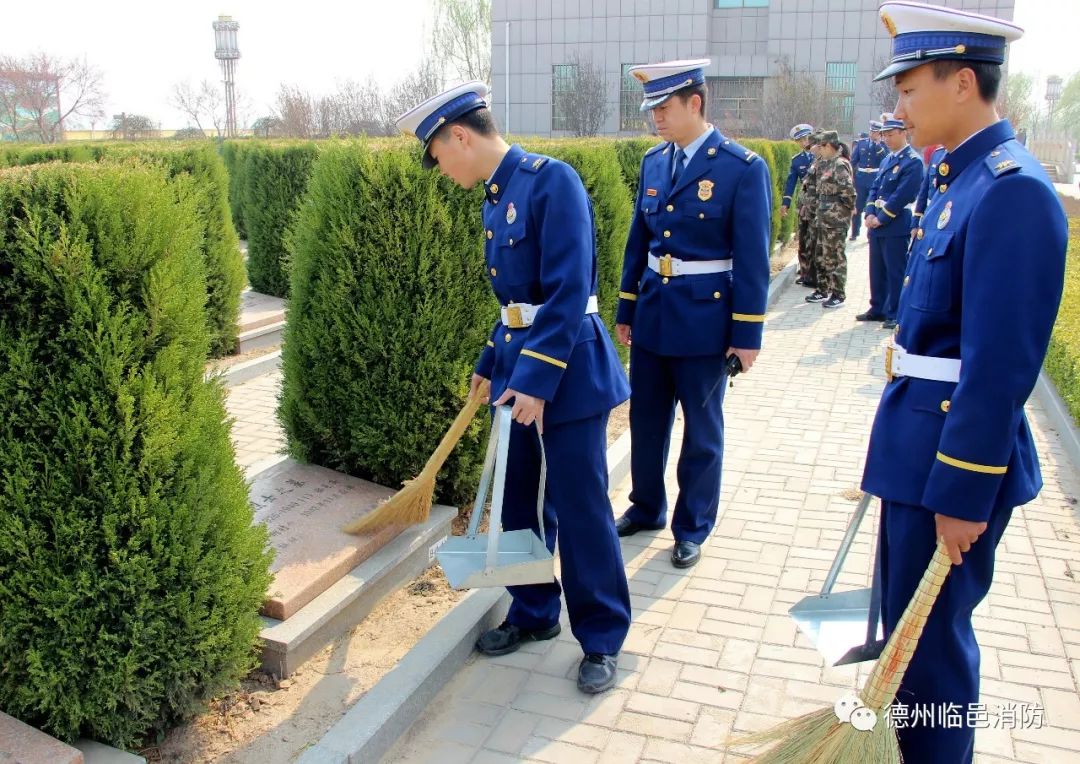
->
<box><xmin>490</xmin><ymin>183</ymin><xmax>499</xmax><ymax>194</ymax></box>
<box><xmin>504</xmin><ymin>333</ymin><xmax>512</xmax><ymax>343</ymax></box>
<box><xmin>486</xmin><ymin>230</ymin><xmax>493</xmax><ymax>239</ymax></box>
<box><xmin>713</xmin><ymin>291</ymin><xmax>721</xmax><ymax>299</ymax></box>
<box><xmin>699</xmin><ymin>213</ymin><xmax>705</xmax><ymax>219</ymax></box>
<box><xmin>666</xmin><ymin>204</ymin><xmax>674</xmax><ymax>212</ymax></box>
<box><xmin>903</xmin><ymin>275</ymin><xmax>910</xmax><ymax>286</ymax></box>
<box><xmin>938</xmin><ymin>163</ymin><xmax>949</xmax><ymax>177</ymax></box>
<box><xmin>664</xmin><ymin>230</ymin><xmax>671</xmax><ymax>238</ymax></box>
<box><xmin>509</xmin><ymin>238</ymin><xmax>514</xmax><ymax>245</ymax></box>
<box><xmin>940</xmin><ymin>400</ymin><xmax>951</xmax><ymax>413</ymax></box>
<box><xmin>662</xmin><ymin>277</ymin><xmax>669</xmax><ymax>284</ymax></box>
<box><xmin>490</xmin><ymin>267</ymin><xmax>497</xmax><ymax>277</ymax></box>
<box><xmin>927</xmin><ymin>248</ymin><xmax>933</xmax><ymax>256</ymax></box>
<box><xmin>917</xmin><ymin>229</ymin><xmax>924</xmax><ymax>240</ymax></box>
<box><xmin>939</xmin><ymin>184</ymin><xmax>947</xmax><ymax>193</ymax></box>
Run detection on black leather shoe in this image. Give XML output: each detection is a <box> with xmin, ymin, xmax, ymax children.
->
<box><xmin>882</xmin><ymin>319</ymin><xmax>898</xmax><ymax>330</ymax></box>
<box><xmin>855</xmin><ymin>311</ymin><xmax>885</xmax><ymax>322</ymax></box>
<box><xmin>671</xmin><ymin>541</ymin><xmax>701</xmax><ymax>569</ymax></box>
<box><xmin>577</xmin><ymin>653</ymin><xmax>619</xmax><ymax>694</ymax></box>
<box><xmin>615</xmin><ymin>515</ymin><xmax>665</xmax><ymax>537</ymax></box>
<box><xmin>476</xmin><ymin>621</ymin><xmax>561</xmax><ymax>656</ymax></box>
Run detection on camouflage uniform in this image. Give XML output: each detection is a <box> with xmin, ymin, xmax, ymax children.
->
<box><xmin>814</xmin><ymin>155</ymin><xmax>856</xmax><ymax>300</ymax></box>
<box><xmin>796</xmin><ymin>157</ymin><xmax>820</xmax><ymax>286</ymax></box>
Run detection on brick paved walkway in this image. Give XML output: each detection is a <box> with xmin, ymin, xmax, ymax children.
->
<box><xmin>375</xmin><ymin>237</ymin><xmax>1080</xmax><ymax>764</ymax></box>
<box><xmin>224</xmin><ymin>369</ymin><xmax>286</xmax><ymax>474</ymax></box>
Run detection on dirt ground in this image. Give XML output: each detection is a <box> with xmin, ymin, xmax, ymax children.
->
<box><xmin>143</xmin><ymin>566</ymin><xmax>462</xmax><ymax>764</ymax></box>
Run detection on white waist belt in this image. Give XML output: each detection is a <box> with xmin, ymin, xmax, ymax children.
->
<box><xmin>648</xmin><ymin>253</ymin><xmax>733</xmax><ymax>277</ymax></box>
<box><xmin>886</xmin><ymin>343</ymin><xmax>961</xmax><ymax>383</ymax></box>
<box><xmin>857</xmin><ymin>167</ymin><xmax>879</xmax><ymax>173</ymax></box>
<box><xmin>500</xmin><ymin>295</ymin><xmax>598</xmax><ymax>329</ymax></box>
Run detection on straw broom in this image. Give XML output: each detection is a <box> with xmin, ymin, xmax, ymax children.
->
<box><xmin>731</xmin><ymin>542</ymin><xmax>953</xmax><ymax>763</ymax></box>
<box><xmin>342</xmin><ymin>381</ymin><xmax>490</xmax><ymax>535</ymax></box>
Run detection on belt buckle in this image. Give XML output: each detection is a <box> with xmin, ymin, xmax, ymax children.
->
<box><xmin>885</xmin><ymin>345</ymin><xmax>895</xmax><ymax>382</ymax></box>
<box><xmin>505</xmin><ymin>305</ymin><xmax>525</xmax><ymax>329</ymax></box>
<box><xmin>659</xmin><ymin>254</ymin><xmax>674</xmax><ymax>278</ymax></box>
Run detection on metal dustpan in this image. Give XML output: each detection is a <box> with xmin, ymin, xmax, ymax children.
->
<box><xmin>438</xmin><ymin>405</ymin><xmax>555</xmax><ymax>589</ymax></box>
<box><xmin>789</xmin><ymin>492</ymin><xmax>885</xmax><ymax>666</ymax></box>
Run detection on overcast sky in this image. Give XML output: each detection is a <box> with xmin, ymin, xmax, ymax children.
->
<box><xmin>0</xmin><ymin>0</ymin><xmax>1075</xmax><ymax>130</ymax></box>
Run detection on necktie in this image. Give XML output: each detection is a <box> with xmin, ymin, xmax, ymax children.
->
<box><xmin>671</xmin><ymin>148</ymin><xmax>686</xmax><ymax>187</ymax></box>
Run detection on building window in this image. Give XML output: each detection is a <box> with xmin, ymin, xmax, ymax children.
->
<box><xmin>714</xmin><ymin>0</ymin><xmax>769</xmax><ymax>8</ymax></box>
<box><xmin>552</xmin><ymin>64</ymin><xmax>577</xmax><ymax>132</ymax></box>
<box><xmin>825</xmin><ymin>62</ymin><xmax>857</xmax><ymax>135</ymax></box>
<box><xmin>706</xmin><ymin>77</ymin><xmax>764</xmax><ymax>135</ymax></box>
<box><xmin>620</xmin><ymin>64</ymin><xmax>647</xmax><ymax>133</ymax></box>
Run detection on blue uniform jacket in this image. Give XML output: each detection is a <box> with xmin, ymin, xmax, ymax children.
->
<box><xmin>865</xmin><ymin>145</ymin><xmax>925</xmax><ymax>238</ymax></box>
<box><xmin>616</xmin><ymin>129</ymin><xmax>772</xmax><ymax>355</ymax></box>
<box><xmin>853</xmin><ymin>139</ymin><xmax>887</xmax><ymax>182</ymax></box>
<box><xmin>913</xmin><ymin>146</ymin><xmax>947</xmax><ymax>224</ymax></box>
<box><xmin>473</xmin><ymin>145</ymin><xmax>629</xmax><ymax>426</ymax></box>
<box><xmin>862</xmin><ymin>121</ymin><xmax>1068</xmax><ymax>522</ymax></box>
<box><xmin>782</xmin><ymin>150</ymin><xmax>813</xmax><ymax>207</ymax></box>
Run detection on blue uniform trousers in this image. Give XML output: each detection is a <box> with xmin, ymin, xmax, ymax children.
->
<box><xmin>623</xmin><ymin>345</ymin><xmax>728</xmax><ymax>545</ymax></box>
<box><xmin>852</xmin><ymin>175</ymin><xmax>873</xmax><ymax>237</ymax></box>
<box><xmin>868</xmin><ymin>234</ymin><xmax>909</xmax><ymax>320</ymax></box>
<box><xmin>879</xmin><ymin>500</ymin><xmax>1013</xmax><ymax>764</ymax></box>
<box><xmin>502</xmin><ymin>413</ymin><xmax>631</xmax><ymax>656</ymax></box>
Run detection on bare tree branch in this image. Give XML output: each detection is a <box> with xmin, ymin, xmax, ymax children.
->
<box><xmin>0</xmin><ymin>52</ymin><xmax>105</xmax><ymax>143</ymax></box>
<box><xmin>430</xmin><ymin>0</ymin><xmax>491</xmax><ymax>83</ymax></box>
<box><xmin>758</xmin><ymin>59</ymin><xmax>830</xmax><ymax>140</ymax></box>
<box><xmin>558</xmin><ymin>53</ymin><xmax>611</xmax><ymax>137</ymax></box>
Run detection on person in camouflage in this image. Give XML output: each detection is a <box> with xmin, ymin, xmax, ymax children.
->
<box><xmin>795</xmin><ymin>131</ymin><xmax>824</xmax><ymax>288</ymax></box>
<box><xmin>805</xmin><ymin>131</ymin><xmax>856</xmax><ymax>309</ymax></box>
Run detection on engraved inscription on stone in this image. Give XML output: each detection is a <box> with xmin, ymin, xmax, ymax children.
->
<box><xmin>251</xmin><ymin>459</ymin><xmax>401</xmax><ymax>621</ymax></box>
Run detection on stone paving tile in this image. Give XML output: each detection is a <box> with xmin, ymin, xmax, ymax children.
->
<box><xmin>223</xmin><ymin>369</ymin><xmax>285</xmax><ymax>474</ymax></box>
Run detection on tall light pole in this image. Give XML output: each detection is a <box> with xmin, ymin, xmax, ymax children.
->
<box><xmin>1045</xmin><ymin>74</ymin><xmax>1063</xmax><ymax>135</ymax></box>
<box><xmin>213</xmin><ymin>15</ymin><xmax>240</xmax><ymax>138</ymax></box>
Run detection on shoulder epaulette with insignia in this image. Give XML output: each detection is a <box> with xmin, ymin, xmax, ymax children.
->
<box><xmin>985</xmin><ymin>146</ymin><xmax>1021</xmax><ymax>178</ymax></box>
<box><xmin>644</xmin><ymin>141</ymin><xmax>669</xmax><ymax>157</ymax></box>
<box><xmin>520</xmin><ymin>154</ymin><xmax>548</xmax><ymax>173</ymax></box>
<box><xmin>718</xmin><ymin>139</ymin><xmax>756</xmax><ymax>163</ymax></box>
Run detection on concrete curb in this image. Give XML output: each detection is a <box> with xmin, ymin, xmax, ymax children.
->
<box><xmin>221</xmin><ymin>349</ymin><xmax>282</xmax><ymax>388</ymax></box>
<box><xmin>298</xmin><ymin>428</ymin><xmax>635</xmax><ymax>764</ymax></box>
<box><xmin>1033</xmin><ymin>370</ymin><xmax>1080</xmax><ymax>475</ymax></box>
<box><xmin>767</xmin><ymin>257</ymin><xmax>798</xmax><ymax>310</ymax></box>
<box><xmin>237</xmin><ymin>320</ymin><xmax>285</xmax><ymax>354</ymax></box>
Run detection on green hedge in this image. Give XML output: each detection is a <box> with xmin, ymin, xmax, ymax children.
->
<box><xmin>221</xmin><ymin>141</ymin><xmax>249</xmax><ymax>239</ymax></box>
<box><xmin>0</xmin><ymin>142</ymin><xmax>244</xmax><ymax>357</ymax></box>
<box><xmin>280</xmin><ymin>141</ymin><xmax>494</xmax><ymax>507</ymax></box>
<box><xmin>0</xmin><ymin>163</ymin><xmax>272</xmax><ymax>747</ymax></box>
<box><xmin>1045</xmin><ymin>217</ymin><xmax>1080</xmax><ymax>424</ymax></box>
<box><xmin>241</xmin><ymin>142</ymin><xmax>319</xmax><ymax>297</ymax></box>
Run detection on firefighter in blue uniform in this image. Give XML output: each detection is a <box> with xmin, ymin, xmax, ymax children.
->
<box><xmin>862</xmin><ymin>4</ymin><xmax>1067</xmax><ymax>762</ymax></box>
<box><xmin>613</xmin><ymin>60</ymin><xmax>772</xmax><ymax>569</ymax></box>
<box><xmin>850</xmin><ymin>120</ymin><xmax>888</xmax><ymax>240</ymax></box>
<box><xmin>780</xmin><ymin>123</ymin><xmax>814</xmax><ymax>216</ymax></box>
<box><xmin>913</xmin><ymin>144</ymin><xmax>947</xmax><ymax>233</ymax></box>
<box><xmin>858</xmin><ymin>114</ymin><xmax>925</xmax><ymax>328</ymax></box>
<box><xmin>396</xmin><ymin>82</ymin><xmax>632</xmax><ymax>694</ymax></box>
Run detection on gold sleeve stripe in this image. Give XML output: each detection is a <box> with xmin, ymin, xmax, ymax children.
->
<box><xmin>486</xmin><ymin>340</ymin><xmax>495</xmax><ymax>348</ymax></box>
<box><xmin>732</xmin><ymin>313</ymin><xmax>766</xmax><ymax>323</ymax></box>
<box><xmin>913</xmin><ymin>211</ymin><xmax>923</xmax><ymax>217</ymax></box>
<box><xmin>936</xmin><ymin>452</ymin><xmax>1008</xmax><ymax>475</ymax></box>
<box><xmin>880</xmin><ymin>206</ymin><xmax>897</xmax><ymax>218</ymax></box>
<box><xmin>521</xmin><ymin>349</ymin><xmax>568</xmax><ymax>369</ymax></box>
<box><xmin>619</xmin><ymin>291</ymin><xmax>638</xmax><ymax>301</ymax></box>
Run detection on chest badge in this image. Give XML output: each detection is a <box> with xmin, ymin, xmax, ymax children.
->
<box><xmin>892</xmin><ymin>165</ymin><xmax>899</xmax><ymax>174</ymax></box>
<box><xmin>937</xmin><ymin>200</ymin><xmax>952</xmax><ymax>230</ymax></box>
<box><xmin>697</xmin><ymin>180</ymin><xmax>714</xmax><ymax>201</ymax></box>
<box><xmin>506</xmin><ymin>202</ymin><xmax>517</xmax><ymax>224</ymax></box>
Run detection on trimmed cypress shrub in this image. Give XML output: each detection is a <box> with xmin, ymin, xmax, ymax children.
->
<box><xmin>0</xmin><ymin>142</ymin><xmax>244</xmax><ymax>357</ymax></box>
<box><xmin>1045</xmin><ymin>217</ymin><xmax>1080</xmax><ymax>423</ymax></box>
<box><xmin>769</xmin><ymin>140</ymin><xmax>800</xmax><ymax>245</ymax></box>
<box><xmin>280</xmin><ymin>141</ymin><xmax>494</xmax><ymax>507</ymax></box>
<box><xmin>221</xmin><ymin>140</ymin><xmax>250</xmax><ymax>239</ymax></box>
<box><xmin>614</xmin><ymin>137</ymin><xmax>661</xmax><ymax>201</ymax></box>
<box><xmin>242</xmin><ymin>142</ymin><xmax>319</xmax><ymax>297</ymax></box>
<box><xmin>0</xmin><ymin>163</ymin><xmax>272</xmax><ymax>747</ymax></box>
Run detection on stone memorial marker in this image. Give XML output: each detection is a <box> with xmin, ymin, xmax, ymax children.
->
<box><xmin>251</xmin><ymin>460</ymin><xmax>403</xmax><ymax>620</ymax></box>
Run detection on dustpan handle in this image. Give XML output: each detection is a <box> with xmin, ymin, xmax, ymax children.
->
<box><xmin>820</xmin><ymin>491</ymin><xmax>874</xmax><ymax>596</ymax></box>
<box><xmin>484</xmin><ymin>407</ymin><xmax>513</xmax><ymax>571</ymax></box>
<box><xmin>466</xmin><ymin>407</ymin><xmax>503</xmax><ymax>539</ymax></box>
